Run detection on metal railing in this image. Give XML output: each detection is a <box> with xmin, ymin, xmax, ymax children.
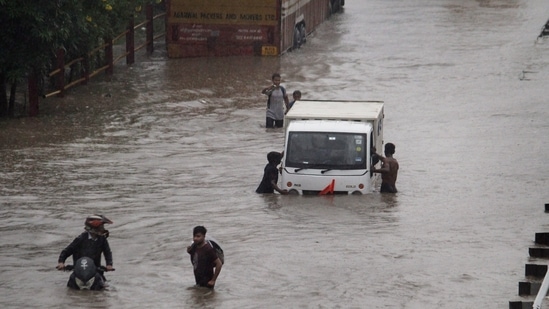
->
<box><xmin>33</xmin><ymin>4</ymin><xmax>165</xmax><ymax>114</ymax></box>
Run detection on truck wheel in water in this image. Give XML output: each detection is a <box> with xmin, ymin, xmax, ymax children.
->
<box><xmin>289</xmin><ymin>189</ymin><xmax>300</xmax><ymax>195</ymax></box>
<box><xmin>299</xmin><ymin>24</ymin><xmax>307</xmax><ymax>44</ymax></box>
<box><xmin>293</xmin><ymin>26</ymin><xmax>302</xmax><ymax>50</ymax></box>
<box><xmin>330</xmin><ymin>0</ymin><xmax>341</xmax><ymax>14</ymax></box>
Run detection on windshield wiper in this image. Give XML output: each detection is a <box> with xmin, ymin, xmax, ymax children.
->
<box><xmin>294</xmin><ymin>164</ymin><xmax>324</xmax><ymax>172</ymax></box>
<box><xmin>293</xmin><ymin>165</ymin><xmax>365</xmax><ymax>173</ymax></box>
<box><xmin>294</xmin><ymin>167</ymin><xmax>331</xmax><ymax>173</ymax></box>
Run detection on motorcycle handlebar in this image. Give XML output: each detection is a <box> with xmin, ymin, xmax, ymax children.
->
<box><xmin>59</xmin><ymin>265</ymin><xmax>115</xmax><ymax>272</ymax></box>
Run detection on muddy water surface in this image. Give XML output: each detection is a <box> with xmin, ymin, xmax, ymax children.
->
<box><xmin>2</xmin><ymin>1</ymin><xmax>549</xmax><ymax>308</ymax></box>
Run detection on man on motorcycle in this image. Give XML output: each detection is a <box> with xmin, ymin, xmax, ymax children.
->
<box><xmin>56</xmin><ymin>215</ymin><xmax>114</xmax><ymax>272</ymax></box>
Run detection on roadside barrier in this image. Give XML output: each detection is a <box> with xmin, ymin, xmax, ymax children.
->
<box><xmin>509</xmin><ymin>204</ymin><xmax>549</xmax><ymax>309</ymax></box>
<box><xmin>533</xmin><ymin>269</ymin><xmax>549</xmax><ymax>309</ymax></box>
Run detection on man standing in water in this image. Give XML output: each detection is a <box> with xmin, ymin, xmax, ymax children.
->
<box><xmin>187</xmin><ymin>226</ymin><xmax>223</xmax><ymax>288</ymax></box>
<box><xmin>372</xmin><ymin>143</ymin><xmax>399</xmax><ymax>193</ymax></box>
<box><xmin>261</xmin><ymin>73</ymin><xmax>290</xmax><ymax>128</ymax></box>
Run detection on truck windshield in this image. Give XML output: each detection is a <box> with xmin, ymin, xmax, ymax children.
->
<box><xmin>285</xmin><ymin>132</ymin><xmax>367</xmax><ymax>170</ymax></box>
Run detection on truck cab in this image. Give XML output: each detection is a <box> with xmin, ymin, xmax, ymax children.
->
<box><xmin>281</xmin><ymin>100</ymin><xmax>384</xmax><ymax>195</ymax></box>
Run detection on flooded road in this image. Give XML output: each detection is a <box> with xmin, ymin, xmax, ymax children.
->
<box><xmin>2</xmin><ymin>0</ymin><xmax>549</xmax><ymax>308</ymax></box>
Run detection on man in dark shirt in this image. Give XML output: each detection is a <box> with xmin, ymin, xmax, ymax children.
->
<box><xmin>187</xmin><ymin>226</ymin><xmax>223</xmax><ymax>288</ymax></box>
<box><xmin>255</xmin><ymin>151</ymin><xmax>288</xmax><ymax>194</ymax></box>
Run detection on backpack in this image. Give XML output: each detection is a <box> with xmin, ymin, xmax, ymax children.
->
<box><xmin>267</xmin><ymin>86</ymin><xmax>286</xmax><ymax>109</ymax></box>
<box><xmin>207</xmin><ymin>238</ymin><xmax>224</xmax><ymax>265</ymax></box>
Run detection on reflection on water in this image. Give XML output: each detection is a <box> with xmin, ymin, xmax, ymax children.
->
<box><xmin>2</xmin><ymin>0</ymin><xmax>549</xmax><ymax>308</ymax></box>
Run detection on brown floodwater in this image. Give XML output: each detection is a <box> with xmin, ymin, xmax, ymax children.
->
<box><xmin>2</xmin><ymin>0</ymin><xmax>549</xmax><ymax>308</ymax></box>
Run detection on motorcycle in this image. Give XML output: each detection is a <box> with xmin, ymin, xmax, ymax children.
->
<box><xmin>61</xmin><ymin>257</ymin><xmax>114</xmax><ymax>290</ymax></box>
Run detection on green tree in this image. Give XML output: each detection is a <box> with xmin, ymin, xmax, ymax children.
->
<box><xmin>0</xmin><ymin>0</ymin><xmax>150</xmax><ymax>117</ymax></box>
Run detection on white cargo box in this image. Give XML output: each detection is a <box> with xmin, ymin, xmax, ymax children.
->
<box><xmin>285</xmin><ymin>100</ymin><xmax>384</xmax><ymax>124</ymax></box>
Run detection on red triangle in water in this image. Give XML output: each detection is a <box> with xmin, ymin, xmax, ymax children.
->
<box><xmin>319</xmin><ymin>179</ymin><xmax>335</xmax><ymax>195</ymax></box>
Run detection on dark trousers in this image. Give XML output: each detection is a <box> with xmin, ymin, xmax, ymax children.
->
<box><xmin>266</xmin><ymin>117</ymin><xmax>283</xmax><ymax>128</ymax></box>
<box><xmin>380</xmin><ymin>183</ymin><xmax>397</xmax><ymax>193</ymax></box>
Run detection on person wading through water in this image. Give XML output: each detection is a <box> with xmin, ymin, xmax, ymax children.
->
<box><xmin>371</xmin><ymin>143</ymin><xmax>399</xmax><ymax>193</ymax></box>
<box><xmin>187</xmin><ymin>226</ymin><xmax>223</xmax><ymax>288</ymax></box>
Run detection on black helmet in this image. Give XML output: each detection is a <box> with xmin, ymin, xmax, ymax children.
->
<box><xmin>73</xmin><ymin>257</ymin><xmax>97</xmax><ymax>290</ymax></box>
<box><xmin>84</xmin><ymin>214</ymin><xmax>112</xmax><ymax>237</ymax></box>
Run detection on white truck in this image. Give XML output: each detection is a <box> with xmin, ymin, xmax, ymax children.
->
<box><xmin>281</xmin><ymin>100</ymin><xmax>385</xmax><ymax>195</ymax></box>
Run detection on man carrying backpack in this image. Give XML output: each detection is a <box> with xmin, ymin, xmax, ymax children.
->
<box><xmin>187</xmin><ymin>226</ymin><xmax>223</xmax><ymax>288</ymax></box>
<box><xmin>261</xmin><ymin>72</ymin><xmax>290</xmax><ymax>128</ymax></box>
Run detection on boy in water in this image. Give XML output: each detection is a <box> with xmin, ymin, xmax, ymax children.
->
<box><xmin>187</xmin><ymin>226</ymin><xmax>223</xmax><ymax>288</ymax></box>
<box><xmin>255</xmin><ymin>151</ymin><xmax>288</xmax><ymax>194</ymax></box>
<box><xmin>287</xmin><ymin>90</ymin><xmax>301</xmax><ymax>112</ymax></box>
